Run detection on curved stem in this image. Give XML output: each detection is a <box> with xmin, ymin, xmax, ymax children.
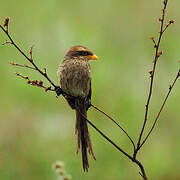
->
<box><xmin>136</xmin><ymin>0</ymin><xmax>168</xmax><ymax>151</ymax></box>
<box><xmin>140</xmin><ymin>69</ymin><xmax>180</xmax><ymax>148</ymax></box>
<box><xmin>77</xmin><ymin>108</ymin><xmax>133</xmax><ymax>161</ymax></box>
<box><xmin>91</xmin><ymin>104</ymin><xmax>136</xmax><ymax>151</ymax></box>
<box><xmin>133</xmin><ymin>159</ymin><xmax>148</xmax><ymax>180</ymax></box>
<box><xmin>78</xmin><ymin>109</ymin><xmax>148</xmax><ymax>179</ymax></box>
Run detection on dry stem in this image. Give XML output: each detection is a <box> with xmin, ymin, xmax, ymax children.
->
<box><xmin>140</xmin><ymin>69</ymin><xmax>180</xmax><ymax>148</ymax></box>
<box><xmin>136</xmin><ymin>0</ymin><xmax>173</xmax><ymax>153</ymax></box>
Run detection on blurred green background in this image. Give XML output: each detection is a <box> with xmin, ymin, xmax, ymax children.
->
<box><xmin>0</xmin><ymin>0</ymin><xmax>180</xmax><ymax>179</ymax></box>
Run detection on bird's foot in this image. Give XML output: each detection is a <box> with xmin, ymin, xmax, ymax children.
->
<box><xmin>55</xmin><ymin>86</ymin><xmax>63</xmax><ymax>96</ymax></box>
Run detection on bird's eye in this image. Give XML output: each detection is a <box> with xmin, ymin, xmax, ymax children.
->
<box><xmin>78</xmin><ymin>51</ymin><xmax>90</xmax><ymax>56</ymax></box>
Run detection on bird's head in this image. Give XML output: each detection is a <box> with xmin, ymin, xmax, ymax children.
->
<box><xmin>64</xmin><ymin>45</ymin><xmax>99</xmax><ymax>61</ymax></box>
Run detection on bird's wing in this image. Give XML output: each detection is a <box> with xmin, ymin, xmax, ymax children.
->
<box><xmin>88</xmin><ymin>80</ymin><xmax>92</xmax><ymax>100</ymax></box>
<box><xmin>86</xmin><ymin>80</ymin><xmax>92</xmax><ymax>110</ymax></box>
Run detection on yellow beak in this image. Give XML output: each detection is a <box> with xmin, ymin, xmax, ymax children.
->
<box><xmin>87</xmin><ymin>54</ymin><xmax>99</xmax><ymax>60</ymax></box>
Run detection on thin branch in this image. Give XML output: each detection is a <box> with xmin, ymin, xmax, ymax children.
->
<box><xmin>162</xmin><ymin>20</ymin><xmax>175</xmax><ymax>34</ymax></box>
<box><xmin>77</xmin><ymin>108</ymin><xmax>148</xmax><ymax>180</ymax></box>
<box><xmin>136</xmin><ymin>0</ymin><xmax>170</xmax><ymax>151</ymax></box>
<box><xmin>135</xmin><ymin>161</ymin><xmax>147</xmax><ymax>180</ymax></box>
<box><xmin>91</xmin><ymin>104</ymin><xmax>136</xmax><ymax>151</ymax></box>
<box><xmin>10</xmin><ymin>61</ymin><xmax>36</xmax><ymax>70</ymax></box>
<box><xmin>77</xmin><ymin>108</ymin><xmax>133</xmax><ymax>161</ymax></box>
<box><xmin>0</xmin><ymin>23</ymin><xmax>57</xmax><ymax>89</ymax></box>
<box><xmin>15</xmin><ymin>72</ymin><xmax>54</xmax><ymax>92</ymax></box>
<box><xmin>2</xmin><ymin>40</ymin><xmax>11</xmax><ymax>45</ymax></box>
<box><xmin>150</xmin><ymin>36</ymin><xmax>157</xmax><ymax>48</ymax></box>
<box><xmin>29</xmin><ymin>45</ymin><xmax>34</xmax><ymax>60</ymax></box>
<box><xmin>139</xmin><ymin>69</ymin><xmax>180</xmax><ymax>148</ymax></box>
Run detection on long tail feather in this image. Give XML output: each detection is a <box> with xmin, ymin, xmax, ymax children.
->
<box><xmin>75</xmin><ymin>98</ymin><xmax>95</xmax><ymax>172</ymax></box>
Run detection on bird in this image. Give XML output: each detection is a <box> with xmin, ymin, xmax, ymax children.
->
<box><xmin>57</xmin><ymin>45</ymin><xmax>98</xmax><ymax>172</ymax></box>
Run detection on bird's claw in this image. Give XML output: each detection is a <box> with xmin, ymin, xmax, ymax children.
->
<box><xmin>55</xmin><ymin>86</ymin><xmax>63</xmax><ymax>96</ymax></box>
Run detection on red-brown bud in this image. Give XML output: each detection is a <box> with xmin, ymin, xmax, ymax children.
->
<box><xmin>169</xmin><ymin>20</ymin><xmax>175</xmax><ymax>24</ymax></box>
<box><xmin>157</xmin><ymin>51</ymin><xmax>163</xmax><ymax>57</ymax></box>
<box><xmin>38</xmin><ymin>81</ymin><xmax>43</xmax><ymax>86</ymax></box>
<box><xmin>158</xmin><ymin>18</ymin><xmax>163</xmax><ymax>22</ymax></box>
<box><xmin>10</xmin><ymin>61</ymin><xmax>16</xmax><ymax>65</ymax></box>
<box><xmin>149</xmin><ymin>70</ymin><xmax>153</xmax><ymax>76</ymax></box>
<box><xmin>150</xmin><ymin>36</ymin><xmax>154</xmax><ymax>40</ymax></box>
<box><xmin>3</xmin><ymin>17</ymin><xmax>10</xmax><ymax>27</ymax></box>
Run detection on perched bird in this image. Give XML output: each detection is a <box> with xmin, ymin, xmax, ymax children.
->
<box><xmin>57</xmin><ymin>45</ymin><xmax>98</xmax><ymax>172</ymax></box>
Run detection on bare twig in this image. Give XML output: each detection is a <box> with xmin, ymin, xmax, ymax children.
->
<box><xmin>15</xmin><ymin>72</ymin><xmax>54</xmax><ymax>92</ymax></box>
<box><xmin>162</xmin><ymin>19</ymin><xmax>175</xmax><ymax>34</ymax></box>
<box><xmin>2</xmin><ymin>40</ymin><xmax>11</xmax><ymax>45</ymax></box>
<box><xmin>77</xmin><ymin>108</ymin><xmax>133</xmax><ymax>160</ymax></box>
<box><xmin>29</xmin><ymin>45</ymin><xmax>34</xmax><ymax>60</ymax></box>
<box><xmin>0</xmin><ymin>23</ymin><xmax>57</xmax><ymax>89</ymax></box>
<box><xmin>150</xmin><ymin>36</ymin><xmax>157</xmax><ymax>48</ymax></box>
<box><xmin>10</xmin><ymin>61</ymin><xmax>36</xmax><ymax>70</ymax></box>
<box><xmin>139</xmin><ymin>69</ymin><xmax>180</xmax><ymax>148</ymax></box>
<box><xmin>2</xmin><ymin>17</ymin><xmax>9</xmax><ymax>33</ymax></box>
<box><xmin>91</xmin><ymin>104</ymin><xmax>136</xmax><ymax>151</ymax></box>
<box><xmin>136</xmin><ymin>0</ymin><xmax>171</xmax><ymax>152</ymax></box>
<box><xmin>77</xmin><ymin>108</ymin><xmax>148</xmax><ymax>180</ymax></box>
